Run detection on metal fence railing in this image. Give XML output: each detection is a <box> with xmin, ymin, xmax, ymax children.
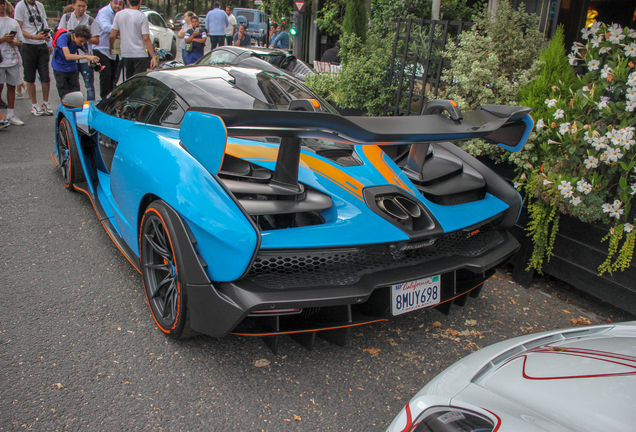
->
<box><xmin>384</xmin><ymin>18</ymin><xmax>473</xmax><ymax>117</ymax></box>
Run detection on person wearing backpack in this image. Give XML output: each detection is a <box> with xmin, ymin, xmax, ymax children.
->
<box><xmin>51</xmin><ymin>25</ymin><xmax>99</xmax><ymax>99</ymax></box>
<box><xmin>57</xmin><ymin>0</ymin><xmax>100</xmax><ymax>101</ymax></box>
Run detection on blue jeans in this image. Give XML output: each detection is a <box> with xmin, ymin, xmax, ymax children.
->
<box><xmin>182</xmin><ymin>48</ymin><xmax>189</xmax><ymax>65</ymax></box>
<box><xmin>78</xmin><ymin>62</ymin><xmax>96</xmax><ymax>101</ymax></box>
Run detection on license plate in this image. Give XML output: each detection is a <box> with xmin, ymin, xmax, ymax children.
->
<box><xmin>391</xmin><ymin>275</ymin><xmax>440</xmax><ymax>316</ymax></box>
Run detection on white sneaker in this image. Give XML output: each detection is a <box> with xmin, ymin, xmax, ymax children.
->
<box><xmin>41</xmin><ymin>103</ymin><xmax>54</xmax><ymax>116</ymax></box>
<box><xmin>0</xmin><ymin>119</ymin><xmax>9</xmax><ymax>130</ymax></box>
<box><xmin>31</xmin><ymin>105</ymin><xmax>44</xmax><ymax>116</ymax></box>
<box><xmin>7</xmin><ymin>116</ymin><xmax>24</xmax><ymax>126</ymax></box>
<box><xmin>16</xmin><ymin>92</ymin><xmax>26</xmax><ymax>99</ymax></box>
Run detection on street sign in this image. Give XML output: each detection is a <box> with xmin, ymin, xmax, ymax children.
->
<box><xmin>294</xmin><ymin>1</ymin><xmax>305</xmax><ymax>12</ymax></box>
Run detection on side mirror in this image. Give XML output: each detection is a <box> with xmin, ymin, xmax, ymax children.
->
<box><xmin>61</xmin><ymin>91</ymin><xmax>85</xmax><ymax>111</ymax></box>
<box><xmin>179</xmin><ymin>110</ymin><xmax>227</xmax><ymax>175</ymax></box>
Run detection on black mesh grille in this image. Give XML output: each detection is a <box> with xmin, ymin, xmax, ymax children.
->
<box><xmin>247</xmin><ymin>224</ymin><xmax>504</xmax><ymax>289</ymax></box>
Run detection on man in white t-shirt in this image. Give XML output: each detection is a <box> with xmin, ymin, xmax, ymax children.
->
<box><xmin>14</xmin><ymin>0</ymin><xmax>53</xmax><ymax>116</ymax></box>
<box><xmin>109</xmin><ymin>0</ymin><xmax>155</xmax><ymax>80</ymax></box>
<box><xmin>57</xmin><ymin>0</ymin><xmax>100</xmax><ymax>101</ymax></box>
<box><xmin>224</xmin><ymin>6</ymin><xmax>236</xmax><ymax>47</ymax></box>
<box><xmin>0</xmin><ymin>0</ymin><xmax>25</xmax><ymax>127</ymax></box>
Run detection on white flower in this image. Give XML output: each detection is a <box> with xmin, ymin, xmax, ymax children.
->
<box><xmin>627</xmin><ymin>101</ymin><xmax>636</xmax><ymax>112</ymax></box>
<box><xmin>558</xmin><ymin>181</ymin><xmax>573</xmax><ymax>195</ymax></box>
<box><xmin>612</xmin><ymin>136</ymin><xmax>624</xmax><ymax>147</ymax></box>
<box><xmin>626</xmin><ymin>87</ymin><xmax>636</xmax><ymax>101</ymax></box>
<box><xmin>625</xmin><ymin>223</ymin><xmax>634</xmax><ymax>233</ymax></box>
<box><xmin>545</xmin><ymin>98</ymin><xmax>558</xmax><ymax>108</ymax></box>
<box><xmin>583</xmin><ymin>86</ymin><xmax>590</xmax><ymax>92</ymax></box>
<box><xmin>602</xmin><ymin>203</ymin><xmax>613</xmax><ymax>213</ymax></box>
<box><xmin>625</xmin><ymin>43</ymin><xmax>636</xmax><ymax>57</ymax></box>
<box><xmin>587</xmin><ymin>59</ymin><xmax>601</xmax><ymax>70</ymax></box>
<box><xmin>597</xmin><ymin>100</ymin><xmax>608</xmax><ymax>110</ymax></box>
<box><xmin>513</xmin><ymin>181</ymin><xmax>521</xmax><ymax>189</ymax></box>
<box><xmin>568</xmin><ymin>53</ymin><xmax>577</xmax><ymax>66</ymax></box>
<box><xmin>563</xmin><ymin>190</ymin><xmax>574</xmax><ymax>199</ymax></box>
<box><xmin>543</xmin><ymin>179</ymin><xmax>552</xmax><ymax>186</ymax></box>
<box><xmin>590</xmin><ymin>21</ymin><xmax>602</xmax><ymax>33</ymax></box>
<box><xmin>559</xmin><ymin>122</ymin><xmax>571</xmax><ymax>135</ymax></box>
<box><xmin>608</xmin><ymin>25</ymin><xmax>625</xmax><ymax>44</ymax></box>
<box><xmin>613</xmin><ymin>200</ymin><xmax>622</xmax><ymax>209</ymax></box>
<box><xmin>610</xmin><ymin>208</ymin><xmax>624</xmax><ymax>219</ymax></box>
<box><xmin>631</xmin><ymin>184</ymin><xmax>636</xmax><ymax>195</ymax></box>
<box><xmin>570</xmin><ymin>196</ymin><xmax>581</xmax><ymax>206</ymax></box>
<box><xmin>601</xmin><ymin>64</ymin><xmax>612</xmax><ymax>79</ymax></box>
<box><xmin>584</xmin><ymin>156</ymin><xmax>599</xmax><ymax>169</ymax></box>
<box><xmin>606</xmin><ymin>130</ymin><xmax>618</xmax><ymax>140</ymax></box>
<box><xmin>576</xmin><ymin>180</ymin><xmax>593</xmax><ymax>195</ymax></box>
<box><xmin>553</xmin><ymin>109</ymin><xmax>565</xmax><ymax>119</ymax></box>
<box><xmin>590</xmin><ymin>137</ymin><xmax>606</xmax><ymax>150</ymax></box>
<box><xmin>580</xmin><ymin>27</ymin><xmax>592</xmax><ymax>40</ymax></box>
<box><xmin>600</xmin><ymin>47</ymin><xmax>611</xmax><ymax>54</ymax></box>
<box><xmin>536</xmin><ymin>119</ymin><xmax>545</xmax><ymax>130</ymax></box>
<box><xmin>630</xmin><ymin>30</ymin><xmax>636</xmax><ymax>38</ymax></box>
<box><xmin>591</xmin><ymin>35</ymin><xmax>603</xmax><ymax>48</ymax></box>
<box><xmin>624</xmin><ymin>139</ymin><xmax>635</xmax><ymax>150</ymax></box>
<box><xmin>604</xmin><ymin>147</ymin><xmax>624</xmax><ymax>162</ymax></box>
<box><xmin>629</xmin><ymin>72</ymin><xmax>636</xmax><ymax>87</ymax></box>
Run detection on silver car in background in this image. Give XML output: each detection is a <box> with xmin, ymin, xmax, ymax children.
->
<box><xmin>387</xmin><ymin>321</ymin><xmax>636</xmax><ymax>432</ymax></box>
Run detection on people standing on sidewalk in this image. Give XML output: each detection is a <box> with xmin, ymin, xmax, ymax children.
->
<box><xmin>14</xmin><ymin>0</ymin><xmax>53</xmax><ymax>116</ymax></box>
<box><xmin>184</xmin><ymin>15</ymin><xmax>206</xmax><ymax>64</ymax></box>
<box><xmin>51</xmin><ymin>25</ymin><xmax>99</xmax><ymax>99</ymax></box>
<box><xmin>177</xmin><ymin>10</ymin><xmax>193</xmax><ymax>64</ymax></box>
<box><xmin>94</xmin><ymin>0</ymin><xmax>123</xmax><ymax>99</ymax></box>
<box><xmin>205</xmin><ymin>2</ymin><xmax>227</xmax><ymax>51</ymax></box>
<box><xmin>57</xmin><ymin>0</ymin><xmax>100</xmax><ymax>101</ymax></box>
<box><xmin>0</xmin><ymin>0</ymin><xmax>25</xmax><ymax>127</ymax></box>
<box><xmin>224</xmin><ymin>5</ymin><xmax>235</xmax><ymax>47</ymax></box>
<box><xmin>109</xmin><ymin>0</ymin><xmax>155</xmax><ymax>80</ymax></box>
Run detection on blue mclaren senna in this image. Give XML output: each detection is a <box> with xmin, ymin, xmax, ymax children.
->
<box><xmin>53</xmin><ymin>65</ymin><xmax>532</xmax><ymax>352</ymax></box>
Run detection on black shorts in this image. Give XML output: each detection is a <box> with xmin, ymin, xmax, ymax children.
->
<box><xmin>53</xmin><ymin>69</ymin><xmax>80</xmax><ymax>99</ymax></box>
<box><xmin>122</xmin><ymin>56</ymin><xmax>151</xmax><ymax>81</ymax></box>
<box><xmin>22</xmin><ymin>43</ymin><xmax>51</xmax><ymax>83</ymax></box>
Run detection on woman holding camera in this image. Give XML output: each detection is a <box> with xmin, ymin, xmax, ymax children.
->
<box><xmin>51</xmin><ymin>24</ymin><xmax>99</xmax><ymax>99</ymax></box>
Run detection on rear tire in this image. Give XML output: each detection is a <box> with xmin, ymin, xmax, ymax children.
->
<box><xmin>140</xmin><ymin>201</ymin><xmax>195</xmax><ymax>339</ymax></box>
<box><xmin>56</xmin><ymin>117</ymin><xmax>85</xmax><ymax>191</ymax></box>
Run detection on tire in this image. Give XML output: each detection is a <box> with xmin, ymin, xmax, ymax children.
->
<box><xmin>56</xmin><ymin>117</ymin><xmax>85</xmax><ymax>191</ymax></box>
<box><xmin>170</xmin><ymin>38</ymin><xmax>177</xmax><ymax>59</ymax></box>
<box><xmin>140</xmin><ymin>201</ymin><xmax>195</xmax><ymax>339</ymax></box>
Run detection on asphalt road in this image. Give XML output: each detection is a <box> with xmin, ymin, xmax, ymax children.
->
<box><xmin>1</xmin><ymin>79</ymin><xmax>635</xmax><ymax>432</ymax></box>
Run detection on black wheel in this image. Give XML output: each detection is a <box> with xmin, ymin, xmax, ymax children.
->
<box><xmin>170</xmin><ymin>38</ymin><xmax>177</xmax><ymax>58</ymax></box>
<box><xmin>56</xmin><ymin>117</ymin><xmax>85</xmax><ymax>191</ymax></box>
<box><xmin>140</xmin><ymin>201</ymin><xmax>194</xmax><ymax>339</ymax></box>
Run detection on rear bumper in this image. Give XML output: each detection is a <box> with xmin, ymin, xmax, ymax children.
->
<box><xmin>185</xmin><ymin>230</ymin><xmax>519</xmax><ymax>337</ymax></box>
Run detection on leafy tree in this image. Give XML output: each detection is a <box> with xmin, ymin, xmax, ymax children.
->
<box><xmin>342</xmin><ymin>0</ymin><xmax>366</xmax><ymax>43</ymax></box>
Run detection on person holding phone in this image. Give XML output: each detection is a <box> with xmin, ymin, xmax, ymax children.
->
<box><xmin>184</xmin><ymin>15</ymin><xmax>206</xmax><ymax>65</ymax></box>
<box><xmin>0</xmin><ymin>0</ymin><xmax>25</xmax><ymax>127</ymax></box>
<box><xmin>14</xmin><ymin>0</ymin><xmax>53</xmax><ymax>116</ymax></box>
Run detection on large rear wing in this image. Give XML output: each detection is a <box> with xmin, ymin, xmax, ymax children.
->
<box><xmin>181</xmin><ymin>104</ymin><xmax>533</xmax><ymax>191</ymax></box>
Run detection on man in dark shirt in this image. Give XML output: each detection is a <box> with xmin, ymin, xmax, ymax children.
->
<box><xmin>232</xmin><ymin>23</ymin><xmax>250</xmax><ymax>47</ymax></box>
<box><xmin>321</xmin><ymin>40</ymin><xmax>340</xmax><ymax>64</ymax></box>
<box><xmin>184</xmin><ymin>15</ymin><xmax>206</xmax><ymax>64</ymax></box>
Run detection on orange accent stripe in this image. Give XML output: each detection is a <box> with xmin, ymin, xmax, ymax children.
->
<box><xmin>51</xmin><ymin>153</ymin><xmax>58</xmax><ymax>167</ymax></box>
<box><xmin>139</xmin><ymin>207</ymin><xmax>182</xmax><ymax>333</ymax></box>
<box><xmin>74</xmin><ymin>185</ymin><xmax>142</xmax><ymax>274</ymax></box>
<box><xmin>231</xmin><ymin>319</ymin><xmax>389</xmax><ymax>337</ymax></box>
<box><xmin>309</xmin><ymin>99</ymin><xmax>320</xmax><ymax>108</ymax></box>
<box><xmin>361</xmin><ymin>145</ymin><xmax>410</xmax><ymax>191</ymax></box>
<box><xmin>225</xmin><ymin>143</ymin><xmax>365</xmax><ymax>201</ymax></box>
<box><xmin>449</xmin><ymin>100</ymin><xmax>458</xmax><ymax>107</ymax></box>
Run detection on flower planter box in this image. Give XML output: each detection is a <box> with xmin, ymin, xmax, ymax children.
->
<box><xmin>477</xmin><ymin>157</ymin><xmax>636</xmax><ymax>316</ymax></box>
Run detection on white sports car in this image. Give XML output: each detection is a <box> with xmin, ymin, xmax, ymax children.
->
<box><xmin>387</xmin><ymin>321</ymin><xmax>636</xmax><ymax>432</ymax></box>
<box><xmin>143</xmin><ymin>10</ymin><xmax>177</xmax><ymax>59</ymax></box>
